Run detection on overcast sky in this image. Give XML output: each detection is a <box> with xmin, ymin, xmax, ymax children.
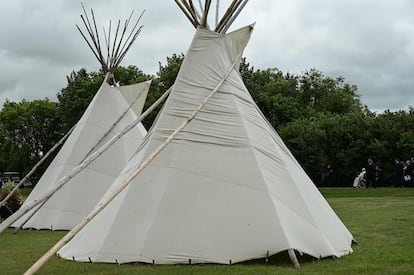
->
<box><xmin>1</xmin><ymin>0</ymin><xmax>413</xmax><ymax>112</ymax></box>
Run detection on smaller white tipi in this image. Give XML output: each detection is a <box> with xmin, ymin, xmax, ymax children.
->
<box><xmin>12</xmin><ymin>7</ymin><xmax>149</xmax><ymax>231</ymax></box>
<box><xmin>58</xmin><ymin>0</ymin><xmax>354</xmax><ymax>266</ymax></box>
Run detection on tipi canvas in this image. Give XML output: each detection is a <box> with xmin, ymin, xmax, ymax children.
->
<box><xmin>13</xmin><ymin>80</ymin><xmax>149</xmax><ymax>230</ymax></box>
<box><xmin>58</xmin><ymin>14</ymin><xmax>353</xmax><ymax>264</ymax></box>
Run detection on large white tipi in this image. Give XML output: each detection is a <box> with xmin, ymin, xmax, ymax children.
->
<box><xmin>12</xmin><ymin>7</ymin><xmax>149</xmax><ymax>231</ymax></box>
<box><xmin>58</xmin><ymin>0</ymin><xmax>354</xmax><ymax>265</ymax></box>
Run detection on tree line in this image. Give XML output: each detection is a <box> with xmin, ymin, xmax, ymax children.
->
<box><xmin>0</xmin><ymin>54</ymin><xmax>413</xmax><ymax>186</ymax></box>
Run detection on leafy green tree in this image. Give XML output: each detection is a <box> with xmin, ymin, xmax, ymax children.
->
<box><xmin>239</xmin><ymin>58</ymin><xmax>257</xmax><ymax>99</ymax></box>
<box><xmin>240</xmin><ymin>64</ymin><xmax>303</xmax><ymax>129</ymax></box>
<box><xmin>111</xmin><ymin>65</ymin><xmax>149</xmax><ymax>85</ymax></box>
<box><xmin>398</xmin><ymin>130</ymin><xmax>414</xmax><ymax>157</ymax></box>
<box><xmin>156</xmin><ymin>53</ymin><xmax>184</xmax><ymax>91</ymax></box>
<box><xmin>279</xmin><ymin>110</ymin><xmax>376</xmax><ymax>186</ymax></box>
<box><xmin>298</xmin><ymin>68</ymin><xmax>361</xmax><ymax>114</ymax></box>
<box><xmin>366</xmin><ymin>108</ymin><xmax>414</xmax><ymax>181</ymax></box>
<box><xmin>0</xmin><ymin>99</ymin><xmax>61</xmax><ymax>179</ymax></box>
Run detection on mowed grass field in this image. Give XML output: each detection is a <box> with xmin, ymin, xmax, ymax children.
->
<box><xmin>1</xmin><ymin>188</ymin><xmax>413</xmax><ymax>274</ymax></box>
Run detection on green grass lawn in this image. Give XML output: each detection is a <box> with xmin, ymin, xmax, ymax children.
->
<box><xmin>1</xmin><ymin>187</ymin><xmax>414</xmax><ymax>274</ymax></box>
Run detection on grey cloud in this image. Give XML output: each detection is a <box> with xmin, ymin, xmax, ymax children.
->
<box><xmin>1</xmin><ymin>0</ymin><xmax>413</xmax><ymax>111</ymax></box>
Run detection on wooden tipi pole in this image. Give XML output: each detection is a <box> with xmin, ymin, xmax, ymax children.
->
<box><xmin>288</xmin><ymin>249</ymin><xmax>301</xmax><ymax>268</ymax></box>
<box><xmin>215</xmin><ymin>0</ymin><xmax>220</xmax><ymax>28</ymax></box>
<box><xmin>24</xmin><ymin>48</ymin><xmax>244</xmax><ymax>275</ymax></box>
<box><xmin>220</xmin><ymin>0</ymin><xmax>249</xmax><ymax>33</ymax></box>
<box><xmin>175</xmin><ymin>0</ymin><xmax>198</xmax><ymax>28</ymax></box>
<box><xmin>215</xmin><ymin>0</ymin><xmax>239</xmax><ymax>32</ymax></box>
<box><xmin>201</xmin><ymin>0</ymin><xmax>212</xmax><ymax>27</ymax></box>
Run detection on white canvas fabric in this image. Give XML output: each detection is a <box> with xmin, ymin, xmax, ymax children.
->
<box><xmin>13</xmin><ymin>81</ymin><xmax>149</xmax><ymax>230</ymax></box>
<box><xmin>59</xmin><ymin>26</ymin><xmax>353</xmax><ymax>264</ymax></box>
<box><xmin>119</xmin><ymin>83</ymin><xmax>148</xmax><ymax>116</ymax></box>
